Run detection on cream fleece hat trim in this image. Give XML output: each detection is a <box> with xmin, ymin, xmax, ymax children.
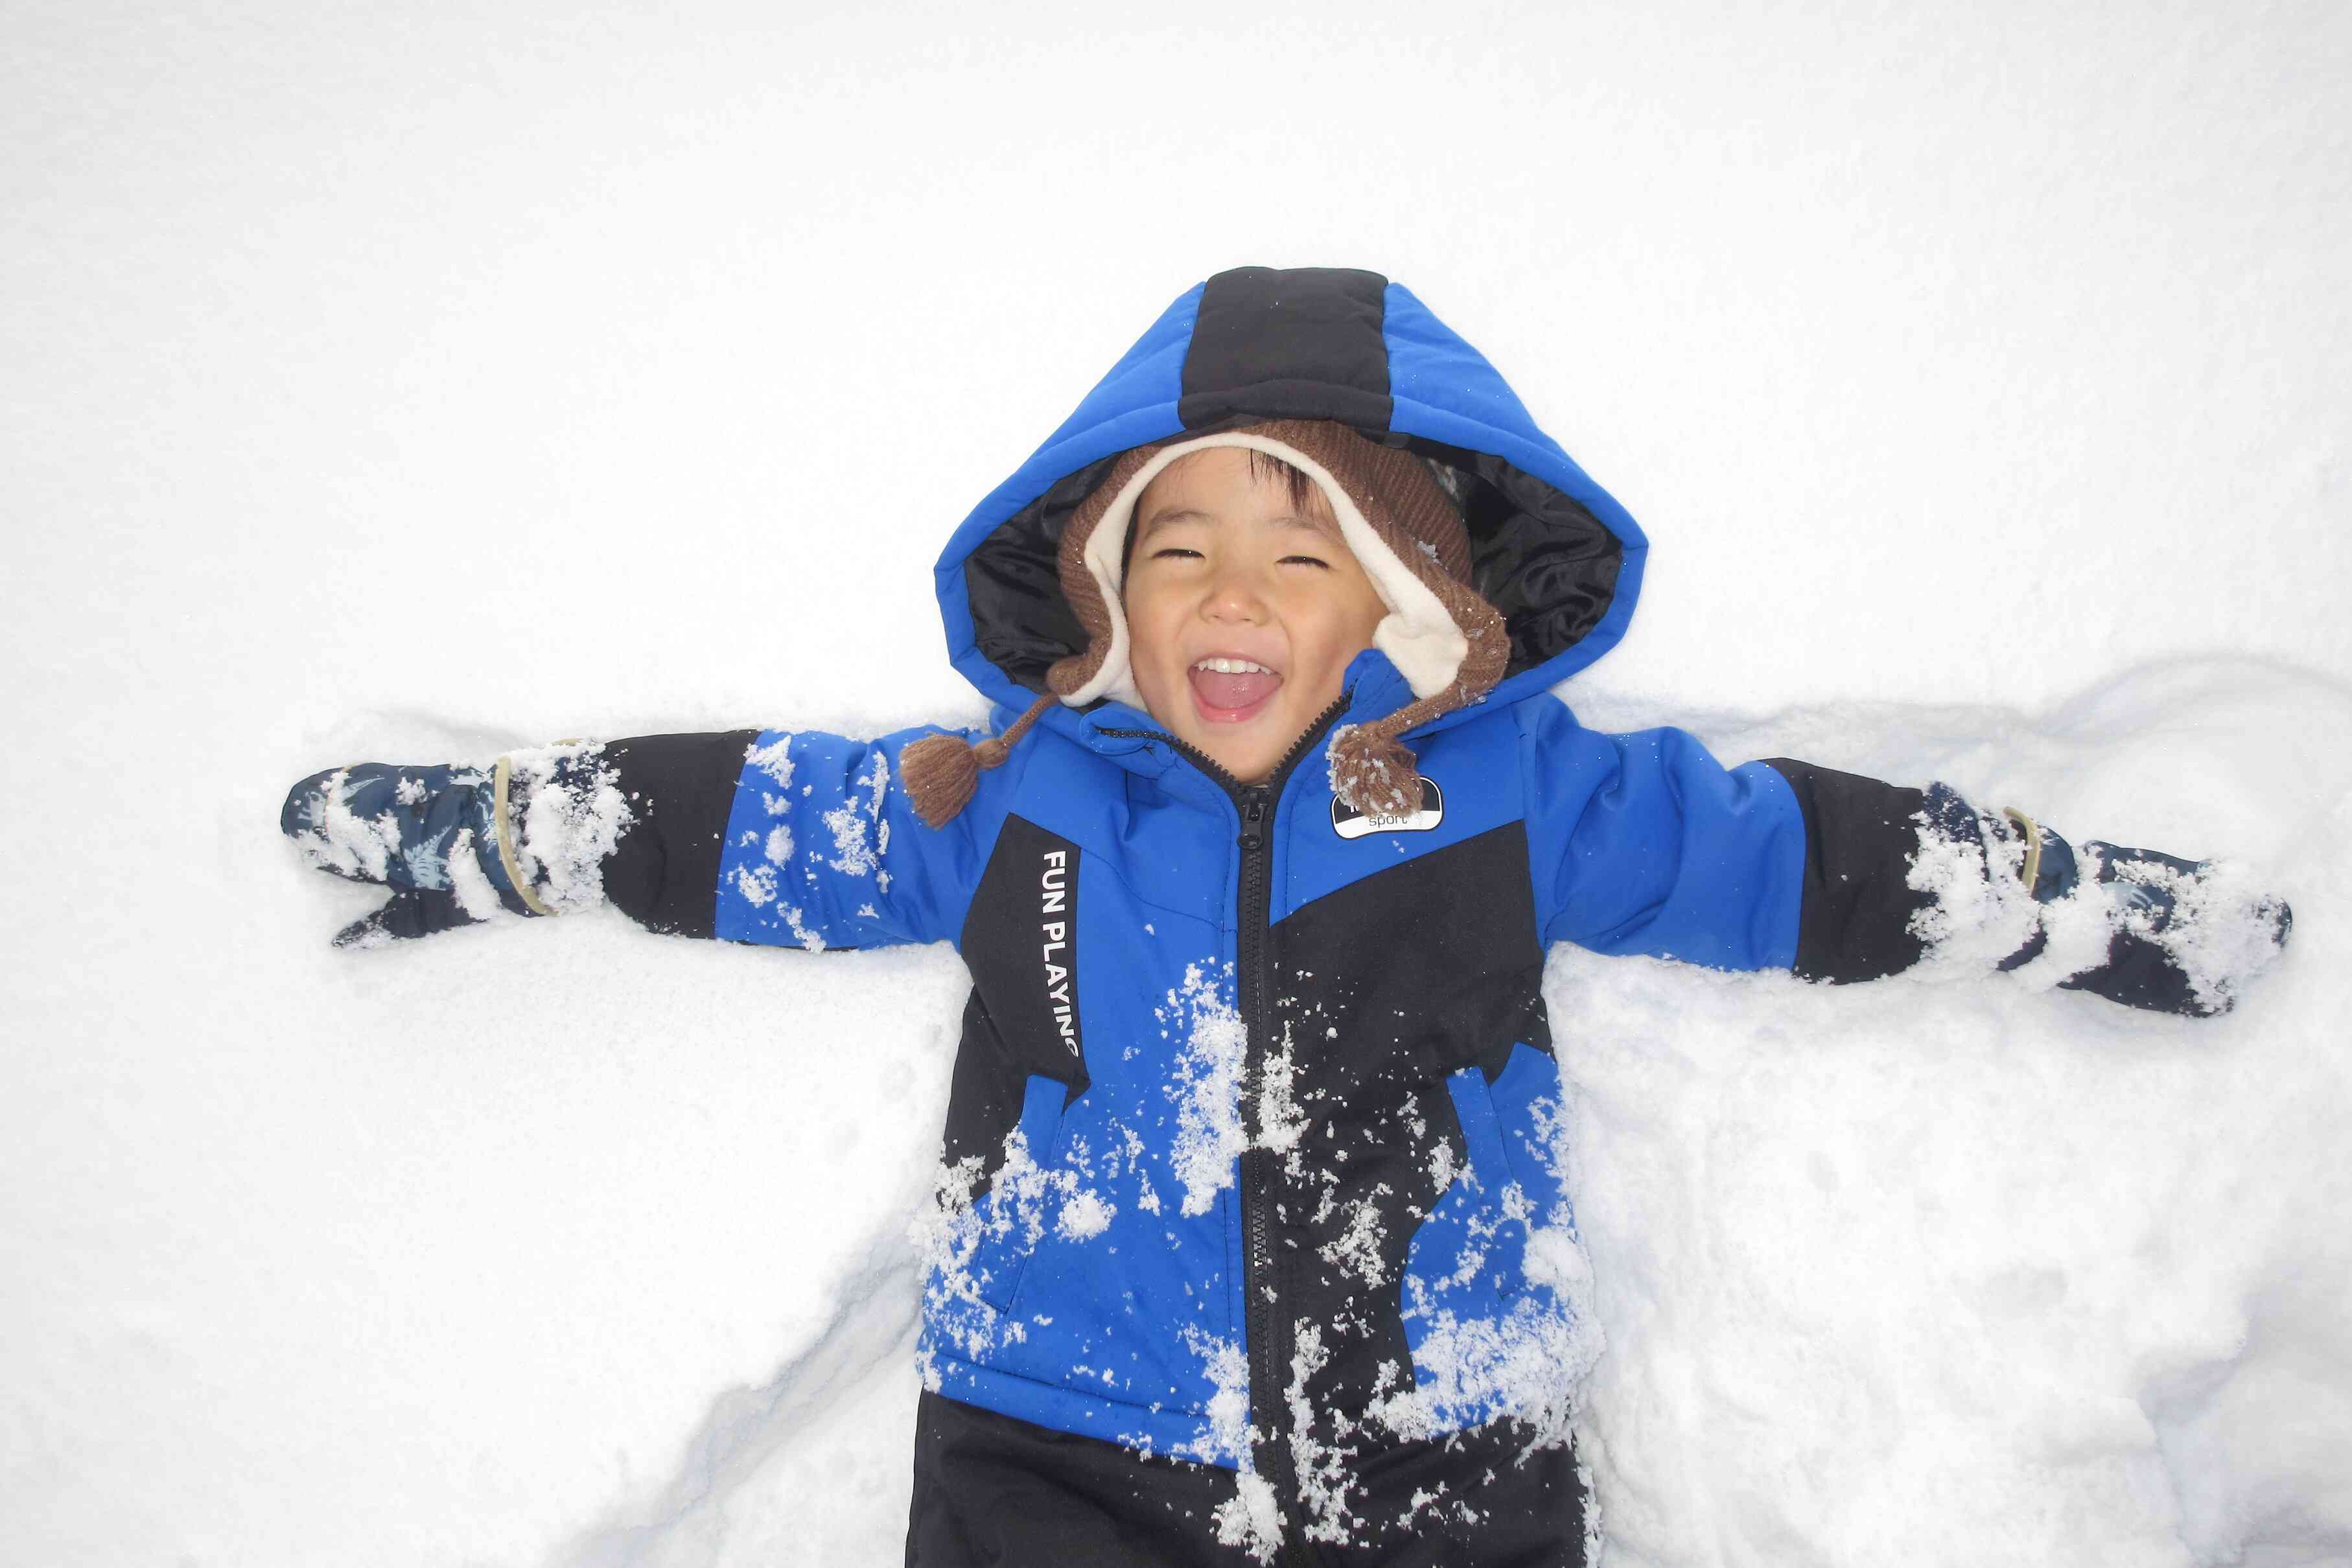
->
<box><xmin>1059</xmin><ymin>431</ymin><xmax>1472</xmax><ymax>711</ymax></box>
<box><xmin>901</xmin><ymin>419</ymin><xmax>1503</xmax><ymax>829</ymax></box>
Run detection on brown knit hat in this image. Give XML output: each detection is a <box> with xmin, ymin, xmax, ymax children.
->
<box><xmin>903</xmin><ymin>419</ymin><xmax>1509</xmax><ymax>825</ymax></box>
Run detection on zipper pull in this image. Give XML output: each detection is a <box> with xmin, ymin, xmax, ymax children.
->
<box><xmin>1237</xmin><ymin>789</ymin><xmax>1268</xmax><ymax>852</ymax></box>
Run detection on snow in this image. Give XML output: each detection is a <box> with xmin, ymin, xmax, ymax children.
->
<box><xmin>445</xmin><ymin>827</ymin><xmax>506</xmax><ymax>921</ymax></box>
<box><xmin>2082</xmin><ymin>850</ymin><xmax>2289</xmax><ymax>1015</ymax></box>
<box><xmin>1052</xmin><ymin>1189</ymin><xmax>1113</xmax><ymax>1241</ymax></box>
<box><xmin>1286</xmin><ymin>1322</ymin><xmax>1365</xmax><ymax>1547</ymax></box>
<box><xmin>510</xmin><ymin>745</ymin><xmax>634</xmax><ymax>914</ymax></box>
<box><xmin>1902</xmin><ymin>790</ymin><xmax>2292</xmax><ymax>1011</ymax></box>
<box><xmin>1161</xmin><ymin>962</ymin><xmax>1250</xmax><ymax>1217</ymax></box>
<box><xmin>820</xmin><ymin>753</ymin><xmax>891</xmax><ymax>881</ymax></box>
<box><xmin>1319</xmin><ymin>1188</ymin><xmax>1395</xmax><ymax>1289</ymax></box>
<box><xmin>1559</xmin><ymin>665</ymin><xmax>2351</xmax><ymax>1567</ymax></box>
<box><xmin>1178</xmin><ymin>1327</ymin><xmax>1283</xmax><ymax>1558</ymax></box>
<box><xmin>914</xmin><ymin>1127</ymin><xmax>1075</xmax><ymax>1364</ymax></box>
<box><xmin>4</xmin><ymin>3</ymin><xmax>2349</xmax><ymax>1567</ymax></box>
<box><xmin>286</xmin><ymin>767</ymin><xmax>410</xmax><ymax>883</ymax></box>
<box><xmin>1904</xmin><ymin>787</ymin><xmax>2047</xmax><ymax>971</ymax></box>
<box><xmin>1379</xmin><ymin>1078</ymin><xmax>1604</xmax><ymax>1451</ymax></box>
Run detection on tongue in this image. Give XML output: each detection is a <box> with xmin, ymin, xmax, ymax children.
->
<box><xmin>1190</xmin><ymin>666</ymin><xmax>1281</xmax><ymax>713</ymax></box>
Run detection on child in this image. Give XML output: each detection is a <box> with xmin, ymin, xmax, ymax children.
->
<box><xmin>282</xmin><ymin>266</ymin><xmax>2290</xmax><ymax>1567</ymax></box>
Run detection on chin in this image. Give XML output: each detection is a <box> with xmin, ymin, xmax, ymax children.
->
<box><xmin>1143</xmin><ymin>673</ymin><xmax>1314</xmax><ymax>782</ymax></box>
<box><xmin>1195</xmin><ymin>724</ymin><xmax>1287</xmax><ymax>783</ymax></box>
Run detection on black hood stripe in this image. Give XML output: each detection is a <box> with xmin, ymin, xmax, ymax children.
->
<box><xmin>1178</xmin><ymin>265</ymin><xmax>1393</xmax><ymax>430</ymax></box>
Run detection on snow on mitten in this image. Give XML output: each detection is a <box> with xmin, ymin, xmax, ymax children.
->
<box><xmin>2015</xmin><ymin>820</ymin><xmax>2290</xmax><ymax>1017</ymax></box>
<box><xmin>281</xmin><ymin>761</ymin><xmax>541</xmax><ymax>947</ymax></box>
<box><xmin>1917</xmin><ymin>784</ymin><xmax>2293</xmax><ymax>1017</ymax></box>
<box><xmin>1900</xmin><ymin>785</ymin><xmax>2286</xmax><ymax>1020</ymax></box>
<box><xmin>280</xmin><ymin>747</ymin><xmax>632</xmax><ymax>948</ymax></box>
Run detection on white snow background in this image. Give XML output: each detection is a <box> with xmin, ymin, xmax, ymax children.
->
<box><xmin>5</xmin><ymin>3</ymin><xmax>2348</xmax><ymax>1564</ymax></box>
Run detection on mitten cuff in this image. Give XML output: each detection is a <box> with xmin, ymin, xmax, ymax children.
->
<box><xmin>2001</xmin><ymin>807</ymin><xmax>2043</xmax><ymax>895</ymax></box>
<box><xmin>491</xmin><ymin>755</ymin><xmax>557</xmax><ymax>917</ymax></box>
<box><xmin>1904</xmin><ymin>784</ymin><xmax>2046</xmax><ymax>976</ymax></box>
<box><xmin>497</xmin><ymin>744</ymin><xmax>636</xmax><ymax>916</ymax></box>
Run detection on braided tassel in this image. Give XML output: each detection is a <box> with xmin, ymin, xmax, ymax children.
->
<box><xmin>1326</xmin><ymin>717</ymin><xmax>1428</xmax><ymax>819</ymax></box>
<box><xmin>902</xmin><ymin>691</ymin><xmax>1057</xmax><ymax>828</ymax></box>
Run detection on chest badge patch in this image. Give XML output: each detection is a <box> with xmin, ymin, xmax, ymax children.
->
<box><xmin>1332</xmin><ymin>778</ymin><xmax>1445</xmax><ymax>839</ymax></box>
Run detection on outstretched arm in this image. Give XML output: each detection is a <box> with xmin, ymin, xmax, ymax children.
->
<box><xmin>283</xmin><ymin>724</ymin><xmax>1007</xmax><ymax>951</ymax></box>
<box><xmin>1519</xmin><ymin>697</ymin><xmax>2290</xmax><ymax>1017</ymax></box>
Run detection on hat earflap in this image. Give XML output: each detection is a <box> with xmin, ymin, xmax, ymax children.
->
<box><xmin>1324</xmin><ymin>568</ymin><xmax>1508</xmax><ymax>818</ymax></box>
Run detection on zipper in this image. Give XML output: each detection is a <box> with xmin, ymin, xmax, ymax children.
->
<box><xmin>1095</xmin><ymin>690</ymin><xmax>1347</xmax><ymax>802</ymax></box>
<box><xmin>1100</xmin><ymin>697</ymin><xmax>1347</xmax><ymax>1567</ymax></box>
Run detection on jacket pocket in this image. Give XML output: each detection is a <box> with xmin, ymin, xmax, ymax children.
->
<box><xmin>1394</xmin><ymin>1044</ymin><xmax>1587</xmax><ymax>1433</ymax></box>
<box><xmin>1402</xmin><ymin>1061</ymin><xmax>1533</xmax><ymax>1329</ymax></box>
<box><xmin>966</xmin><ymin>1072</ymin><xmax>1072</xmax><ymax>1316</ymax></box>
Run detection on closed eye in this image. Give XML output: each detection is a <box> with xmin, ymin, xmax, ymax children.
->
<box><xmin>1279</xmin><ymin>554</ymin><xmax>1333</xmax><ymax>568</ymax></box>
<box><xmin>1148</xmin><ymin>546</ymin><xmax>1204</xmax><ymax>561</ymax></box>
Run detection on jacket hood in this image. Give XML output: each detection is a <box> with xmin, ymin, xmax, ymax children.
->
<box><xmin>934</xmin><ymin>266</ymin><xmax>1648</xmax><ymax>744</ymax></box>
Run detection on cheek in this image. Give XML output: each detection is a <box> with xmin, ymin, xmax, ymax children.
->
<box><xmin>1292</xmin><ymin>603</ymin><xmax>1373</xmax><ymax>679</ymax></box>
<box><xmin>1121</xmin><ymin>591</ymin><xmax>1176</xmax><ymax>678</ymax></box>
<box><xmin>1319</xmin><ymin>580</ymin><xmax>1388</xmax><ymax>660</ymax></box>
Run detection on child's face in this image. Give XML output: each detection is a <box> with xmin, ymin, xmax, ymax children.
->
<box><xmin>1122</xmin><ymin>448</ymin><xmax>1388</xmax><ymax>783</ymax></box>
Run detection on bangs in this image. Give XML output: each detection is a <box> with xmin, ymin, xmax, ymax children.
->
<box><xmin>1122</xmin><ymin>447</ymin><xmax>1335</xmax><ymax>572</ymax></box>
<box><xmin>1248</xmin><ymin>449</ymin><xmax>1328</xmax><ymax>518</ymax></box>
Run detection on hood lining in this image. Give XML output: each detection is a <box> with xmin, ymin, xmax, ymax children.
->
<box><xmin>961</xmin><ymin>427</ymin><xmax>1622</xmax><ymax>702</ymax></box>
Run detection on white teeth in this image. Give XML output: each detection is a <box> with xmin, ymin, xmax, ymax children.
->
<box><xmin>1193</xmin><ymin>657</ymin><xmax>1274</xmax><ymax>675</ymax></box>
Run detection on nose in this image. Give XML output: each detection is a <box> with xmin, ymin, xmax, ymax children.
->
<box><xmin>1200</xmin><ymin>557</ymin><xmax>1268</xmax><ymax>625</ymax></box>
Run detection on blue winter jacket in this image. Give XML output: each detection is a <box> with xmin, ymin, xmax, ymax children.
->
<box><xmin>578</xmin><ymin>267</ymin><xmax>1979</xmax><ymax>1563</ymax></box>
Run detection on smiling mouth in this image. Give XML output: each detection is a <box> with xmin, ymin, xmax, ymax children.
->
<box><xmin>1188</xmin><ymin>657</ymin><xmax>1283</xmax><ymax>722</ymax></box>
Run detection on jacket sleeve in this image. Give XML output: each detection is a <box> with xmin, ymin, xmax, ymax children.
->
<box><xmin>1516</xmin><ymin>696</ymin><xmax>2290</xmax><ymax>1013</ymax></box>
<box><xmin>561</xmin><ymin>724</ymin><xmax>1007</xmax><ymax>950</ymax></box>
<box><xmin>1516</xmin><ymin>695</ymin><xmax>1942</xmax><ymax>982</ymax></box>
